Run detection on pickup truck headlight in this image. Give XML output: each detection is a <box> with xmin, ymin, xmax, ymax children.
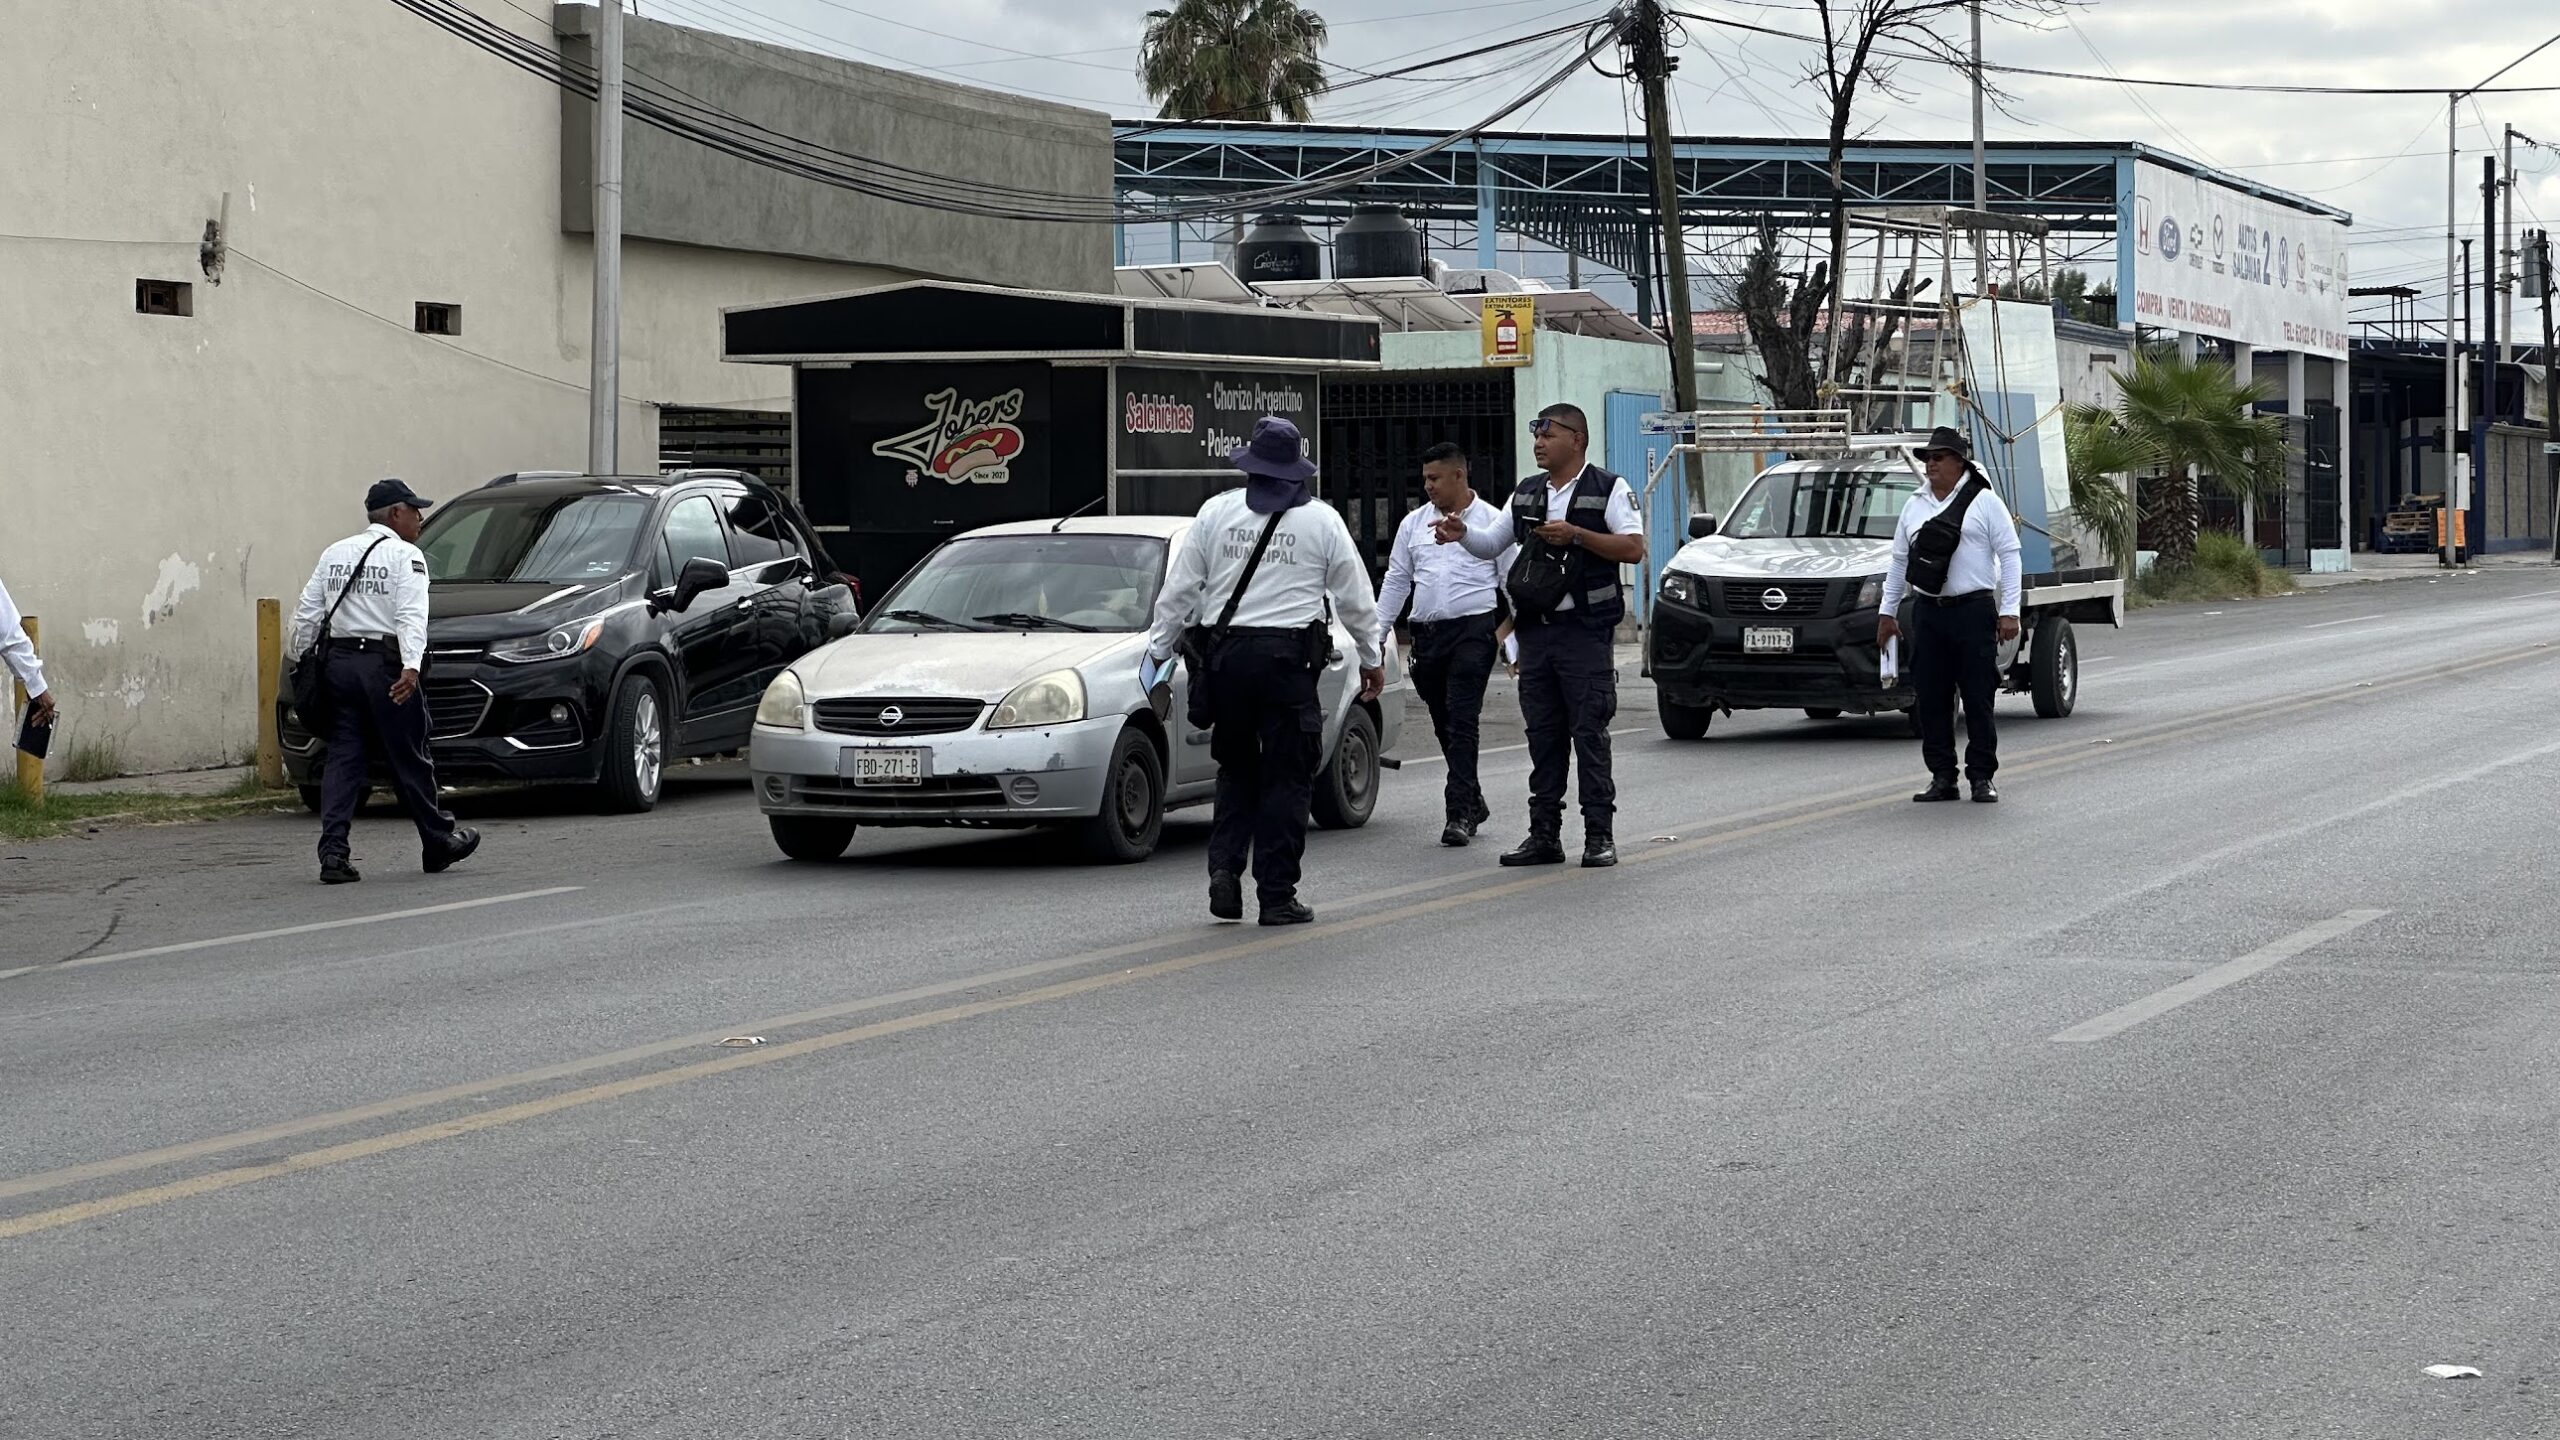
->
<box><xmin>1854</xmin><ymin>576</ymin><xmax>1884</xmax><ymax>611</ymax></box>
<box><xmin>989</xmin><ymin>669</ymin><xmax>1086</xmax><ymax>729</ymax></box>
<box><xmin>1659</xmin><ymin>571</ymin><xmax>1698</xmax><ymax>607</ymax></box>
<box><xmin>755</xmin><ymin>670</ymin><xmax>806</xmax><ymax>730</ymax></box>
<box><xmin>486</xmin><ymin>617</ymin><xmax>605</xmax><ymax>664</ymax></box>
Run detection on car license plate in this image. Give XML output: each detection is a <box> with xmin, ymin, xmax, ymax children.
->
<box><xmin>1743</xmin><ymin>627</ymin><xmax>1795</xmax><ymax>655</ymax></box>
<box><xmin>839</xmin><ymin>748</ymin><xmax>926</xmax><ymax>786</ymax></box>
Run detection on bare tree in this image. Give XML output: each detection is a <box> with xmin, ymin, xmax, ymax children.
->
<box><xmin>1730</xmin><ymin>0</ymin><xmax>2073</xmax><ymax>411</ymax></box>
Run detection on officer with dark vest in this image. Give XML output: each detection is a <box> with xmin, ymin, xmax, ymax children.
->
<box><xmin>1876</xmin><ymin>426</ymin><xmax>2023</xmax><ymax>803</ymax></box>
<box><xmin>1435</xmin><ymin>402</ymin><xmax>1647</xmax><ymax>867</ymax></box>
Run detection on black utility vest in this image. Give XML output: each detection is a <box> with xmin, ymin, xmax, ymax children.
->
<box><xmin>1508</xmin><ymin>465</ymin><xmax>1627</xmax><ymax>627</ymax></box>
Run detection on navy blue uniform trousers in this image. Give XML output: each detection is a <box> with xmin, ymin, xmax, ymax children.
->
<box><xmin>1204</xmin><ymin>630</ymin><xmax>1322</xmax><ymax>906</ymax></box>
<box><xmin>1516</xmin><ymin>614</ymin><xmax>1617</xmax><ymax>826</ymax></box>
<box><xmin>1909</xmin><ymin>590</ymin><xmax>2001</xmax><ymax>784</ymax></box>
<box><xmin>317</xmin><ymin>644</ymin><xmax>458</xmax><ymax>863</ymax></box>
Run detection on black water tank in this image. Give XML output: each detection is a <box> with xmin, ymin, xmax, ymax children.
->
<box><xmin>1233</xmin><ymin>214</ymin><xmax>1322</xmax><ymax>283</ymax></box>
<box><xmin>1334</xmin><ymin>204</ymin><xmax>1425</xmax><ymax>279</ymax></box>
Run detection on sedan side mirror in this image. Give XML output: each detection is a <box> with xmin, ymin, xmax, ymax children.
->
<box><xmin>827</xmin><ymin>611</ymin><xmax>860</xmax><ymax>638</ymax></box>
<box><xmin>1687</xmin><ymin>514</ymin><xmax>1719</xmax><ymax>540</ymax></box>
<box><xmin>654</xmin><ymin>556</ymin><xmax>731</xmax><ymax>615</ymax></box>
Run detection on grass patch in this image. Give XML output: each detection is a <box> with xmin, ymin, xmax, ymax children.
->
<box><xmin>2131</xmin><ymin>531</ymin><xmax>2298</xmax><ymax>609</ymax></box>
<box><xmin>63</xmin><ymin>738</ymin><xmax>125</xmax><ymax>784</ymax></box>
<box><xmin>0</xmin><ymin>776</ymin><xmax>291</xmax><ymax>841</ymax></box>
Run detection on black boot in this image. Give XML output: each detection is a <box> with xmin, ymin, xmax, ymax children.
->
<box><xmin>1208</xmin><ymin>870</ymin><xmax>1244</xmax><ymax>922</ymax></box>
<box><xmin>1581</xmin><ymin>820</ymin><xmax>1618</xmax><ymax>869</ymax></box>
<box><xmin>1500</xmin><ymin>816</ymin><xmax>1567</xmax><ymax>867</ymax></box>
<box><xmin>1913</xmin><ymin>776</ymin><xmax>1961</xmax><ymax>803</ymax></box>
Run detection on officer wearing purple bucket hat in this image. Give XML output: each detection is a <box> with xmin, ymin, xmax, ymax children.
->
<box><xmin>1146</xmin><ymin>417</ymin><xmax>1383</xmax><ymax>926</ymax></box>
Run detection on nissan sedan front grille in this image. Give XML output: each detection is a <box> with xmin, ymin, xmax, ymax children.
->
<box><xmin>811</xmin><ymin>697</ymin><xmax>985</xmax><ymax>737</ymax></box>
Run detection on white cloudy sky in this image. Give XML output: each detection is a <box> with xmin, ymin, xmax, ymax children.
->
<box><xmin>638</xmin><ymin>0</ymin><xmax>2560</xmax><ymax>322</ymax></box>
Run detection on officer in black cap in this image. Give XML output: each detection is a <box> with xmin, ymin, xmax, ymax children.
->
<box><xmin>287</xmin><ymin>479</ymin><xmax>479</xmax><ymax>884</ymax></box>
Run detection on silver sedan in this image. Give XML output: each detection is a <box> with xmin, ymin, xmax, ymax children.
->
<box><xmin>749</xmin><ymin>516</ymin><xmax>1405</xmax><ymax>863</ymax></box>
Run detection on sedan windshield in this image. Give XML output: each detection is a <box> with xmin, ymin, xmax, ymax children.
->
<box><xmin>1724</xmin><ymin>467</ymin><xmax>1915</xmax><ymax>541</ymax></box>
<box><xmin>419</xmin><ymin>493</ymin><xmax>649</xmax><ymax>583</ymax></box>
<box><xmin>865</xmin><ymin>534</ymin><xmax>1168</xmax><ymax>635</ymax></box>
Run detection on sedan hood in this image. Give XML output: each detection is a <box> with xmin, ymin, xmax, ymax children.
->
<box><xmin>1667</xmin><ymin>536</ymin><xmax>1890</xmax><ymax>580</ymax></box>
<box><xmin>797</xmin><ymin>630</ymin><xmax>1143</xmax><ymax>701</ymax></box>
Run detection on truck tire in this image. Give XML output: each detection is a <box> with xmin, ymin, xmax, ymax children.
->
<box><xmin>769</xmin><ymin>816</ymin><xmax>856</xmax><ymax>862</ymax></box>
<box><xmin>1067</xmin><ymin>727</ymin><xmax>1164</xmax><ymax>862</ymax></box>
<box><xmin>1660</xmin><ymin>693</ymin><xmax>1713</xmax><ymax>740</ymax></box>
<box><xmin>1311</xmin><ymin>708</ymin><xmax>1379</xmax><ymax>830</ymax></box>
<box><xmin>2030</xmin><ymin>615</ymin><xmax>2078</xmax><ymax>718</ymax></box>
<box><xmin>596</xmin><ymin>674</ymin><xmax>666</xmax><ymax>813</ymax></box>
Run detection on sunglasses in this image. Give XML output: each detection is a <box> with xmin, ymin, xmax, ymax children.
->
<box><xmin>1529</xmin><ymin>418</ymin><xmax>1585</xmax><ymax>439</ymax></box>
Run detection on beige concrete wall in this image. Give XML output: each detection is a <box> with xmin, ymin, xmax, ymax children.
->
<box><xmin>0</xmin><ymin>0</ymin><xmax>1032</xmax><ymax>775</ymax></box>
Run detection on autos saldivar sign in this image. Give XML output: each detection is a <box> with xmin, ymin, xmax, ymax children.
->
<box><xmin>2130</xmin><ymin>161</ymin><xmax>2350</xmax><ymax>358</ymax></box>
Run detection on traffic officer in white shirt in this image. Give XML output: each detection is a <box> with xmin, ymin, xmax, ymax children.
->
<box><xmin>1375</xmin><ymin>442</ymin><xmax>1512</xmax><ymax>848</ymax></box>
<box><xmin>0</xmin><ymin>573</ymin><xmax>55</xmax><ymax>735</ymax></box>
<box><xmin>1437</xmin><ymin>402</ymin><xmax>1646</xmax><ymax>868</ymax></box>
<box><xmin>1147</xmin><ymin>417</ymin><xmax>1383</xmax><ymax>927</ymax></box>
<box><xmin>289</xmin><ymin>479</ymin><xmax>479</xmax><ymax>884</ymax></box>
<box><xmin>1876</xmin><ymin>426</ymin><xmax>2023</xmax><ymax>804</ymax></box>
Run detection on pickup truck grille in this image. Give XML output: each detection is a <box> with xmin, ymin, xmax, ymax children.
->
<box><xmin>813</xmin><ymin>696</ymin><xmax>984</xmax><ymax>737</ymax></box>
<box><xmin>1714</xmin><ymin>580</ymin><xmax>1831</xmax><ymax>617</ymax></box>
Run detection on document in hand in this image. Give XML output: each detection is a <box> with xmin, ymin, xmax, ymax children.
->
<box><xmin>16</xmin><ymin>709</ymin><xmax>51</xmax><ymax>760</ymax></box>
<box><xmin>1878</xmin><ymin>637</ymin><xmax>1901</xmax><ymax>688</ymax></box>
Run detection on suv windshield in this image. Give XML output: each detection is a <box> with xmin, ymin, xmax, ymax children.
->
<box><xmin>1724</xmin><ymin>467</ymin><xmax>1915</xmax><ymax>541</ymax></box>
<box><xmin>420</xmin><ymin>492</ymin><xmax>649</xmax><ymax>583</ymax></box>
<box><xmin>865</xmin><ymin>534</ymin><xmax>1168</xmax><ymax>634</ymax></box>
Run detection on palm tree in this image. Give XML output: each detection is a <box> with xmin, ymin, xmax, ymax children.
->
<box><xmin>1137</xmin><ymin>0</ymin><xmax>1330</xmax><ymax>123</ymax></box>
<box><xmin>2073</xmin><ymin>352</ymin><xmax>2290</xmax><ymax>570</ymax></box>
<box><xmin>2063</xmin><ymin>403</ymin><xmax>2149</xmax><ymax>577</ymax></box>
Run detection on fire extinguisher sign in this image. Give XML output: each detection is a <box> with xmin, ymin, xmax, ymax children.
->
<box><xmin>1478</xmin><ymin>293</ymin><xmax>1536</xmax><ymax>368</ymax></box>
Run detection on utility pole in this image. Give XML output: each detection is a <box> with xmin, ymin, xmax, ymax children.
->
<box><xmin>2502</xmin><ymin>125</ymin><xmax>2519</xmax><ymax>379</ymax></box>
<box><xmin>1968</xmin><ymin>1</ymin><xmax>1987</xmax><ymax>292</ymax></box>
<box><xmin>589</xmin><ymin>0</ymin><xmax>626</xmax><ymax>476</ymax></box>
<box><xmin>2444</xmin><ymin>93</ymin><xmax>2461</xmax><ymax>568</ymax></box>
<box><xmin>1629</xmin><ymin>0</ymin><xmax>1701</xmax><ymax>487</ymax></box>
<box><xmin>2484</xmin><ymin>156</ymin><xmax>2500</xmax><ymax>430</ymax></box>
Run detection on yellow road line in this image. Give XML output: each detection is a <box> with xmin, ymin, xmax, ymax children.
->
<box><xmin>3</xmin><ymin>639</ymin><xmax>2548</xmax><ymax>1239</ymax></box>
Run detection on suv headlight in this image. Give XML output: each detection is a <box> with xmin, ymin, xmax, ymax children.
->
<box><xmin>988</xmin><ymin>669</ymin><xmax>1085</xmax><ymax>729</ymax></box>
<box><xmin>1854</xmin><ymin>575</ymin><xmax>1884</xmax><ymax>610</ymax></box>
<box><xmin>487</xmin><ymin>617</ymin><xmax>605</xmax><ymax>664</ymax></box>
<box><xmin>1659</xmin><ymin>571</ymin><xmax>1698</xmax><ymax>607</ymax></box>
<box><xmin>755</xmin><ymin>670</ymin><xmax>806</xmax><ymax>730</ymax></box>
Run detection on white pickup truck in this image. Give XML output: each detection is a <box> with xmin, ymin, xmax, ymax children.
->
<box><xmin>1645</xmin><ymin>443</ymin><xmax>2123</xmax><ymax>739</ymax></box>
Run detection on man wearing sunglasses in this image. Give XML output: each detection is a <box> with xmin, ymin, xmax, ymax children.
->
<box><xmin>1876</xmin><ymin>426</ymin><xmax>2022</xmax><ymax>804</ymax></box>
<box><xmin>1434</xmin><ymin>403</ymin><xmax>1646</xmax><ymax>867</ymax></box>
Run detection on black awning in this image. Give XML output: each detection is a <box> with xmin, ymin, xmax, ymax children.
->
<box><xmin>723</xmin><ymin>280</ymin><xmax>1380</xmax><ymax>367</ymax></box>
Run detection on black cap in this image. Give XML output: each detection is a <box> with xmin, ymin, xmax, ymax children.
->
<box><xmin>1910</xmin><ymin>426</ymin><xmax>1973</xmax><ymax>462</ymax></box>
<box><xmin>365</xmin><ymin>478</ymin><xmax>434</xmax><ymax>512</ymax></box>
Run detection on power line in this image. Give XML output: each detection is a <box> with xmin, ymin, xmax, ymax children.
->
<box><xmin>1672</xmin><ymin>10</ymin><xmax>2560</xmax><ymax>94</ymax></box>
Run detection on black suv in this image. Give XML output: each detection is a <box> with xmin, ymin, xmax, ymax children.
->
<box><xmin>281</xmin><ymin>470</ymin><xmax>858</xmax><ymax>812</ymax></box>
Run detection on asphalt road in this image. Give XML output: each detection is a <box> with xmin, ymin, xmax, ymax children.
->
<box><xmin>6</xmin><ymin>570</ymin><xmax>2559</xmax><ymax>1438</ymax></box>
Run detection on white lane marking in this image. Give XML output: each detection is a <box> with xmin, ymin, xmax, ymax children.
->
<box><xmin>0</xmin><ymin>887</ymin><xmax>586</xmax><ymax>982</ymax></box>
<box><xmin>2510</xmin><ymin>587</ymin><xmax>2560</xmax><ymax>599</ymax></box>
<box><xmin>2050</xmin><ymin>909</ymin><xmax>2390</xmax><ymax>1043</ymax></box>
<box><xmin>2305</xmin><ymin>613</ymin><xmax>2383</xmax><ymax>629</ymax></box>
<box><xmin>1400</xmin><ymin>725</ymin><xmax>1647</xmax><ymax>768</ymax></box>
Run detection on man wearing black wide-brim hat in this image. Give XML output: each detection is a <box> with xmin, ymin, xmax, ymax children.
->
<box><xmin>1876</xmin><ymin>427</ymin><xmax>2023</xmax><ymax>804</ymax></box>
<box><xmin>1146</xmin><ymin>417</ymin><xmax>1383</xmax><ymax>926</ymax></box>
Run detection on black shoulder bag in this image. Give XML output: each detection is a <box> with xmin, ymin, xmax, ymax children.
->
<box><xmin>288</xmin><ymin>536</ymin><xmax>390</xmax><ymax>729</ymax></box>
<box><xmin>1904</xmin><ymin>477</ymin><xmax>1988</xmax><ymax>598</ymax></box>
<box><xmin>1506</xmin><ymin>478</ymin><xmax>1574</xmax><ymax>617</ymax></box>
<box><xmin>1177</xmin><ymin>510</ymin><xmax>1285</xmax><ymax>729</ymax></box>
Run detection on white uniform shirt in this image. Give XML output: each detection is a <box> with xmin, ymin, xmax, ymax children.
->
<box><xmin>1878</xmin><ymin>477</ymin><xmax>2025</xmax><ymax>617</ymax></box>
<box><xmin>0</xmin><ymin>575</ymin><xmax>46</xmax><ymax>700</ymax></box>
<box><xmin>1148</xmin><ymin>489</ymin><xmax>1384</xmax><ymax>671</ymax></box>
<box><xmin>290</xmin><ymin>523</ymin><xmax>432</xmax><ymax>668</ymax></box>
<box><xmin>1374</xmin><ymin>496</ymin><xmax>1513</xmax><ymax>646</ymax></box>
<box><xmin>1455</xmin><ymin>464</ymin><xmax>1644</xmax><ymax>612</ymax></box>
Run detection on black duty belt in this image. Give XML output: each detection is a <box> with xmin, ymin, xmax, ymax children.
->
<box><xmin>1223</xmin><ymin>624</ymin><xmax>1316</xmax><ymax>639</ymax></box>
<box><xmin>1409</xmin><ymin>611</ymin><xmax>1497</xmax><ymax>630</ymax></box>
<box><xmin>330</xmin><ymin>636</ymin><xmax>399</xmax><ymax>655</ymax></box>
<box><xmin>1921</xmin><ymin>590</ymin><xmax>1993</xmax><ymax>608</ymax></box>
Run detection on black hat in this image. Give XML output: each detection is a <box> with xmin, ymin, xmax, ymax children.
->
<box><xmin>365</xmin><ymin>478</ymin><xmax>435</xmax><ymax>512</ymax></box>
<box><xmin>1910</xmin><ymin>426</ymin><xmax>1973</xmax><ymax>462</ymax></box>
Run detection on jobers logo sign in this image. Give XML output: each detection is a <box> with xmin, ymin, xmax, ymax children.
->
<box><xmin>873</xmin><ymin>387</ymin><xmax>1028</xmax><ymax>487</ymax></box>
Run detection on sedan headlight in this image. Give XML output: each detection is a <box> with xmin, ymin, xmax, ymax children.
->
<box><xmin>1854</xmin><ymin>575</ymin><xmax>1884</xmax><ymax>611</ymax></box>
<box><xmin>1659</xmin><ymin>571</ymin><xmax>1698</xmax><ymax>607</ymax></box>
<box><xmin>988</xmin><ymin>669</ymin><xmax>1086</xmax><ymax>730</ymax></box>
<box><xmin>487</xmin><ymin>617</ymin><xmax>605</xmax><ymax>664</ymax></box>
<box><xmin>755</xmin><ymin>670</ymin><xmax>806</xmax><ymax>729</ymax></box>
